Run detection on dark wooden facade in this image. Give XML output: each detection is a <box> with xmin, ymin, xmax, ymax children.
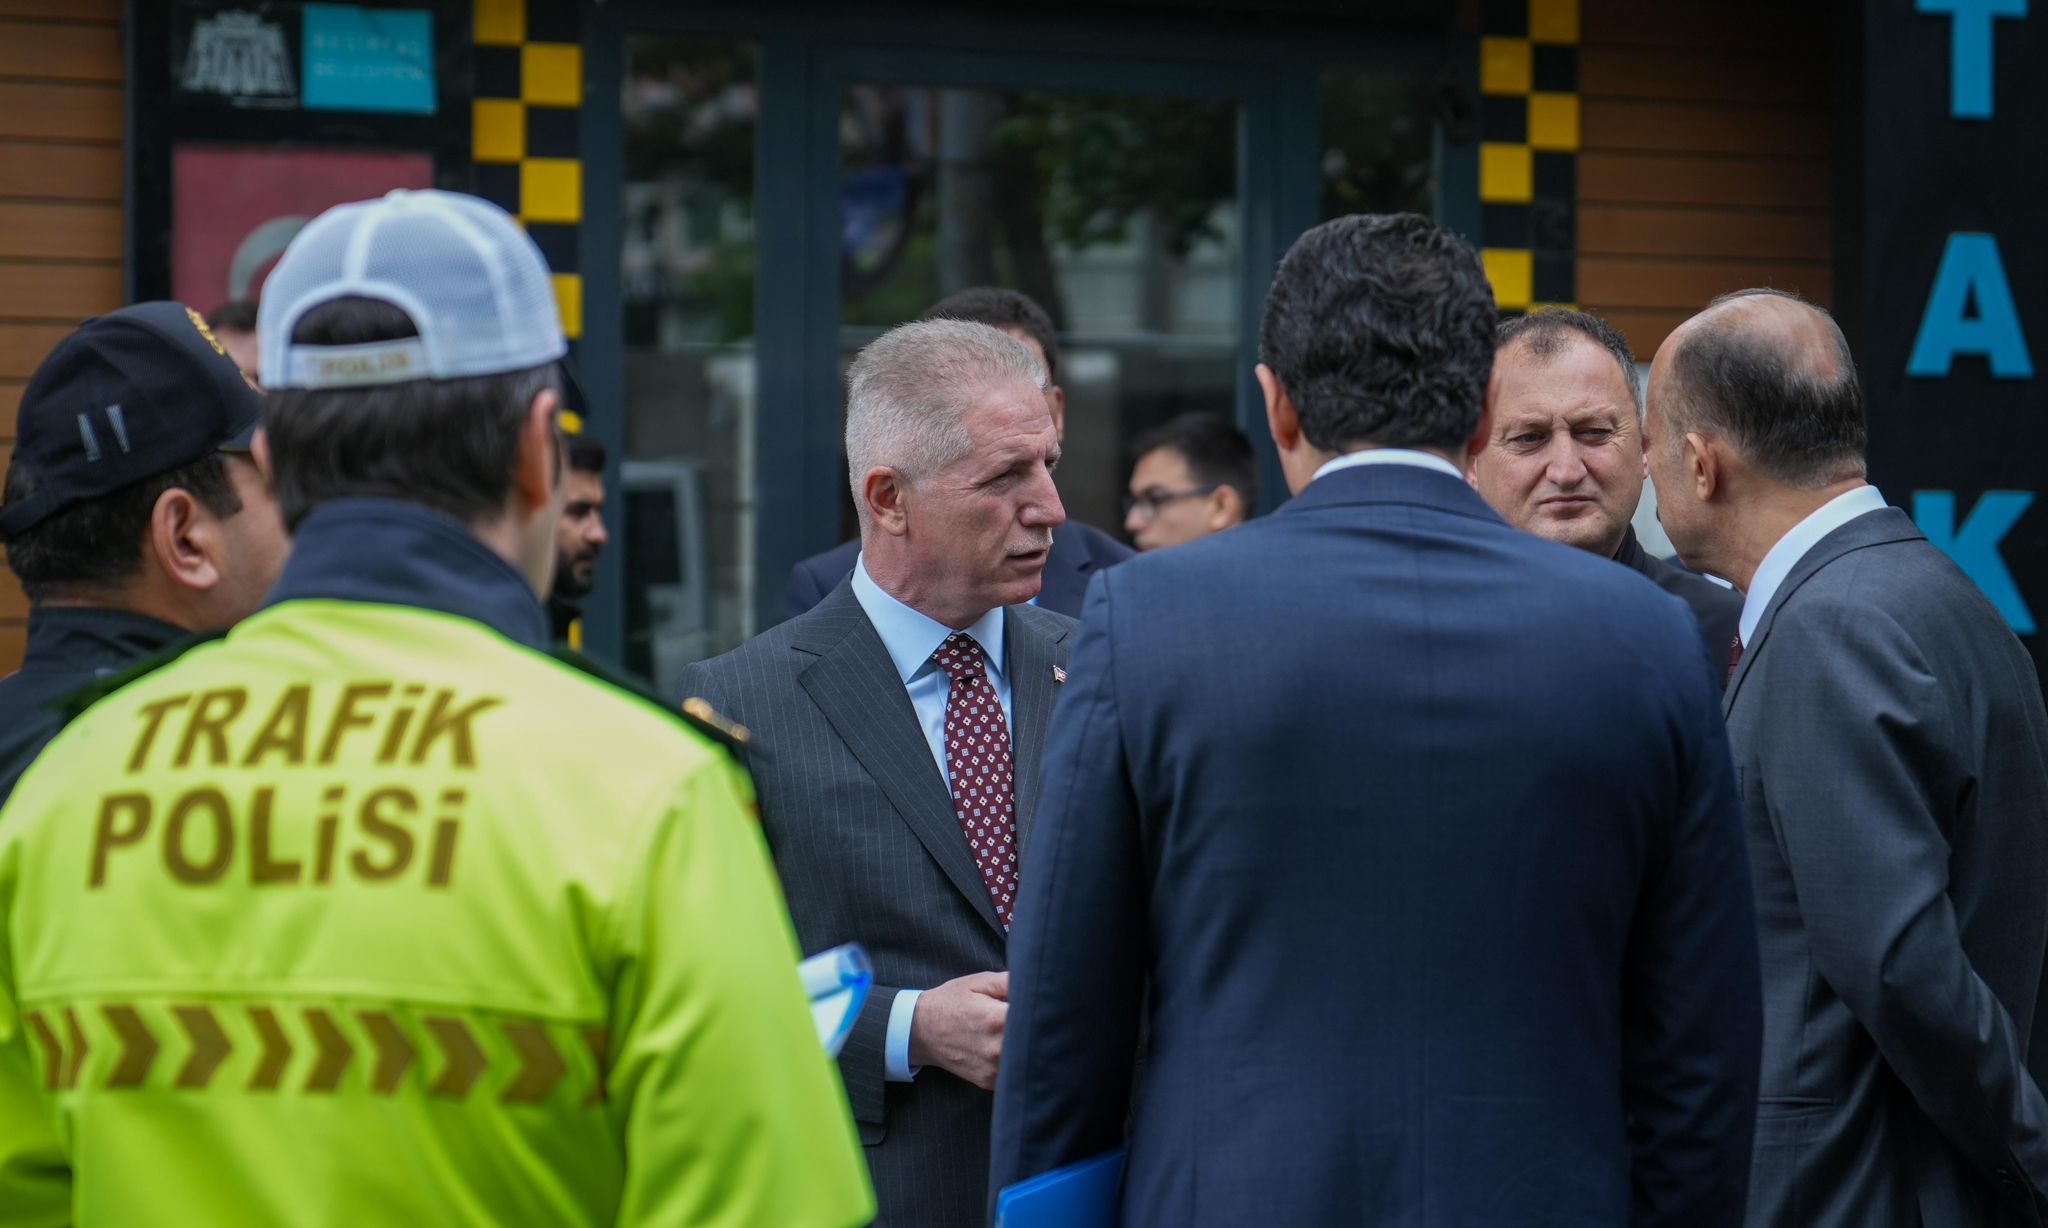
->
<box><xmin>0</xmin><ymin>0</ymin><xmax>126</xmax><ymax>669</ymax></box>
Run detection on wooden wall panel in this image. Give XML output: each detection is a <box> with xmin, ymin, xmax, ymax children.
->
<box><xmin>0</xmin><ymin>141</ymin><xmax>122</xmax><ymax>202</ymax></box>
<box><xmin>1579</xmin><ymin>153</ymin><xmax>1828</xmax><ymax>210</ymax></box>
<box><xmin>1580</xmin><ymin>0</ymin><xmax>1825</xmax><ymax>51</ymax></box>
<box><xmin>1578</xmin><ymin>204</ymin><xmax>1830</xmax><ymax>261</ymax></box>
<box><xmin>1580</xmin><ymin>255</ymin><xmax>1832</xmax><ymax>310</ymax></box>
<box><xmin>0</xmin><ymin>203</ymin><xmax>124</xmax><ymax>260</ymax></box>
<box><xmin>1577</xmin><ymin>0</ymin><xmax>1835</xmax><ymax>358</ymax></box>
<box><xmin>0</xmin><ymin>82</ymin><xmax>121</xmax><ymax>142</ymax></box>
<box><xmin>0</xmin><ymin>0</ymin><xmax>119</xmax><ymax>19</ymax></box>
<box><xmin>0</xmin><ymin>3</ymin><xmax>122</xmax><ymax>673</ymax></box>
<box><xmin>0</xmin><ymin>261</ymin><xmax>124</xmax><ymax>321</ymax></box>
<box><xmin>0</xmin><ymin>18</ymin><xmax>120</xmax><ymax>81</ymax></box>
<box><xmin>0</xmin><ymin>323</ymin><xmax>76</xmax><ymax>380</ymax></box>
<box><xmin>1579</xmin><ymin>46</ymin><xmax>1826</xmax><ymax>108</ymax></box>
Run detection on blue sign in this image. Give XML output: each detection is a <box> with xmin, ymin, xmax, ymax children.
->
<box><xmin>301</xmin><ymin>5</ymin><xmax>434</xmax><ymax>115</ymax></box>
<box><xmin>1859</xmin><ymin>3</ymin><xmax>2046</xmax><ymax>666</ymax></box>
<box><xmin>1914</xmin><ymin>490</ymin><xmax>2038</xmax><ymax>633</ymax></box>
<box><xmin>1907</xmin><ymin>232</ymin><xmax>2033</xmax><ymax>379</ymax></box>
<box><xmin>1915</xmin><ymin>0</ymin><xmax>2027</xmax><ymax>119</ymax></box>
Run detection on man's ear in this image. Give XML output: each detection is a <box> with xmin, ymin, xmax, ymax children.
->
<box><xmin>1256</xmin><ymin>363</ymin><xmax>1299</xmax><ymax>455</ymax></box>
<box><xmin>1466</xmin><ymin>364</ymin><xmax>1502</xmax><ymax>465</ymax></box>
<box><xmin>862</xmin><ymin>466</ymin><xmax>912</xmax><ymax>537</ymax></box>
<box><xmin>1046</xmin><ymin>384</ymin><xmax>1067</xmax><ymax>441</ymax></box>
<box><xmin>1684</xmin><ymin>430</ymin><xmax>1720</xmax><ymax>501</ymax></box>
<box><xmin>149</xmin><ymin>486</ymin><xmax>224</xmax><ymax>594</ymax></box>
<box><xmin>1208</xmin><ymin>483</ymin><xmax>1246</xmax><ymax>530</ymax></box>
<box><xmin>251</xmin><ymin>428</ymin><xmax>274</xmax><ymax>482</ymax></box>
<box><xmin>512</xmin><ymin>387</ymin><xmax>563</xmax><ymax>512</ymax></box>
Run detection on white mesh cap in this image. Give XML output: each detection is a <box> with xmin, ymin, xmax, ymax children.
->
<box><xmin>257</xmin><ymin>189</ymin><xmax>566</xmax><ymax>390</ymax></box>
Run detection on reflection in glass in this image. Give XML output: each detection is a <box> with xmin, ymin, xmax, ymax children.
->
<box><xmin>839</xmin><ymin>84</ymin><xmax>1241</xmax><ymax>539</ymax></box>
<box><xmin>620</xmin><ymin>38</ymin><xmax>757</xmax><ymax>694</ymax></box>
<box><xmin>1319</xmin><ymin>69</ymin><xmax>1438</xmax><ymax>221</ymax></box>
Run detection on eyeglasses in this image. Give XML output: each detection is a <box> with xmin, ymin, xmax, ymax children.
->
<box><xmin>1122</xmin><ymin>485</ymin><xmax>1219</xmax><ymax>520</ymax></box>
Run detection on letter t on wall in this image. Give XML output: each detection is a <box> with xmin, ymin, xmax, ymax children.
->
<box><xmin>1916</xmin><ymin>0</ymin><xmax>2028</xmax><ymax>119</ymax></box>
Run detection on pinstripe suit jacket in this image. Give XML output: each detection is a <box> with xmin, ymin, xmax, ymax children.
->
<box><xmin>677</xmin><ymin>580</ymin><xmax>1075</xmax><ymax>1228</ymax></box>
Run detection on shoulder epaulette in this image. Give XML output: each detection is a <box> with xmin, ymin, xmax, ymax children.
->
<box><xmin>548</xmin><ymin>645</ymin><xmax>749</xmax><ymax>763</ymax></box>
<box><xmin>52</xmin><ymin>630</ymin><xmax>228</xmax><ymax>719</ymax></box>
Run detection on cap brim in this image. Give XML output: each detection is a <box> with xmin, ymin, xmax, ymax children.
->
<box><xmin>217</xmin><ymin>413</ymin><xmax>260</xmax><ymax>454</ymax></box>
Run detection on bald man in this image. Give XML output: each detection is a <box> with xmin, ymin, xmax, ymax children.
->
<box><xmin>1647</xmin><ymin>288</ymin><xmax>2048</xmax><ymax>1227</ymax></box>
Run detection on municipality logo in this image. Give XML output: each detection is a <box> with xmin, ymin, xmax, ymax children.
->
<box><xmin>182</xmin><ymin>12</ymin><xmax>297</xmax><ymax>103</ymax></box>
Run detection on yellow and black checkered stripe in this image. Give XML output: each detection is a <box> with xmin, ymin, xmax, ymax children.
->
<box><xmin>471</xmin><ymin>0</ymin><xmax>583</xmax><ymax>346</ymax></box>
<box><xmin>1478</xmin><ymin>0</ymin><xmax>1578</xmax><ymax>313</ymax></box>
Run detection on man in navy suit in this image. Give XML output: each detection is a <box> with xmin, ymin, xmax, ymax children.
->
<box><xmin>990</xmin><ymin>214</ymin><xmax>1764</xmax><ymax>1226</ymax></box>
<box><xmin>783</xmin><ymin>288</ymin><xmax>1130</xmax><ymax>619</ymax></box>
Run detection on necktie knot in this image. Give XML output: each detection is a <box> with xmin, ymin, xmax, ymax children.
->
<box><xmin>934</xmin><ymin>632</ymin><xmax>987</xmax><ymax>683</ymax></box>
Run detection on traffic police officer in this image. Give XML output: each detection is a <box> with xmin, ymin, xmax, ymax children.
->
<box><xmin>0</xmin><ymin>192</ymin><xmax>874</xmax><ymax>1227</ymax></box>
<box><xmin>0</xmin><ymin>303</ymin><xmax>289</xmax><ymax>804</ymax></box>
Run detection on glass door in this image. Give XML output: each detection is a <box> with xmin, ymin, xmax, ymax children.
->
<box><xmin>799</xmin><ymin>45</ymin><xmax>1291</xmax><ymax>579</ymax></box>
<box><xmin>584</xmin><ymin>5</ymin><xmax>1470</xmax><ymax>687</ymax></box>
<box><xmin>832</xmin><ymin>78</ymin><xmax>1243</xmax><ymax>539</ymax></box>
<box><xmin>615</xmin><ymin>35</ymin><xmax>761</xmax><ymax>686</ymax></box>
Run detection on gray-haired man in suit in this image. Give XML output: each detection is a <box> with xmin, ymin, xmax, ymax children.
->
<box><xmin>1647</xmin><ymin>288</ymin><xmax>2048</xmax><ymax>1226</ymax></box>
<box><xmin>679</xmin><ymin>319</ymin><xmax>1074</xmax><ymax>1227</ymax></box>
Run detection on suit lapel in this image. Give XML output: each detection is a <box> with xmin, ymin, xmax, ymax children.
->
<box><xmin>1723</xmin><ymin>507</ymin><xmax>1921</xmax><ymax>717</ymax></box>
<box><xmin>1005</xmin><ymin>608</ymin><xmax>1071</xmax><ymax>860</ymax></box>
<box><xmin>796</xmin><ymin>591</ymin><xmax>1008</xmax><ymax>938</ymax></box>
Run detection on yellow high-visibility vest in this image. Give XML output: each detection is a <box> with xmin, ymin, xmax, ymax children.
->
<box><xmin>0</xmin><ymin>598</ymin><xmax>874</xmax><ymax>1228</ymax></box>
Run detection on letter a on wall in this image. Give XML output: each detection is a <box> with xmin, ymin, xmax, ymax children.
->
<box><xmin>1908</xmin><ymin>232</ymin><xmax>2034</xmax><ymax>378</ymax></box>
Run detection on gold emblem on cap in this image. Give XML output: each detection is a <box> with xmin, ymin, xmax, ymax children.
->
<box><xmin>184</xmin><ymin>306</ymin><xmax>229</xmax><ymax>357</ymax></box>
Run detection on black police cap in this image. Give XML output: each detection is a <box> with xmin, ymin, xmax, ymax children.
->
<box><xmin>0</xmin><ymin>302</ymin><xmax>262</xmax><ymax>540</ymax></box>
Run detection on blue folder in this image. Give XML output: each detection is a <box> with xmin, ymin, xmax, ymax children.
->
<box><xmin>994</xmin><ymin>1147</ymin><xmax>1126</xmax><ymax>1228</ymax></box>
<box><xmin>798</xmin><ymin>944</ymin><xmax>872</xmax><ymax>1058</ymax></box>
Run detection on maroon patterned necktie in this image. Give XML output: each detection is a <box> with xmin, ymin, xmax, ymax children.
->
<box><xmin>933</xmin><ymin>632</ymin><xmax>1019</xmax><ymax>930</ymax></box>
<box><xmin>1726</xmin><ymin>635</ymin><xmax>1744</xmax><ymax>686</ymax></box>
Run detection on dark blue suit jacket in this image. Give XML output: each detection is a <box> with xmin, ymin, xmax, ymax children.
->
<box><xmin>781</xmin><ymin>521</ymin><xmax>1132</xmax><ymax>622</ymax></box>
<box><xmin>990</xmin><ymin>462</ymin><xmax>1763</xmax><ymax>1226</ymax></box>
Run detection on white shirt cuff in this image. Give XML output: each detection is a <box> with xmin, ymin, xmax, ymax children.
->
<box><xmin>886</xmin><ymin>989</ymin><xmax>923</xmax><ymax>1082</ymax></box>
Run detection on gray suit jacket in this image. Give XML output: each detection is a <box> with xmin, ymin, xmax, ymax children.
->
<box><xmin>677</xmin><ymin>581</ymin><xmax>1075</xmax><ymax>1228</ymax></box>
<box><xmin>1728</xmin><ymin>506</ymin><xmax>2048</xmax><ymax>1227</ymax></box>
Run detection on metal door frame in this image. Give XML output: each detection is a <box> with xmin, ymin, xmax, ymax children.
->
<box><xmin>581</xmin><ymin>1</ymin><xmax>1473</xmax><ymax>655</ymax></box>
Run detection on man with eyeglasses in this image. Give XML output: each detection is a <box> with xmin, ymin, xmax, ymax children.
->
<box><xmin>1122</xmin><ymin>412</ymin><xmax>1256</xmax><ymax>551</ymax></box>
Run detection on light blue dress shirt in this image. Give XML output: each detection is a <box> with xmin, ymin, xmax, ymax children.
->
<box><xmin>849</xmin><ymin>555</ymin><xmax>1014</xmax><ymax>1082</ymax></box>
<box><xmin>1737</xmin><ymin>484</ymin><xmax>1887</xmax><ymax>647</ymax></box>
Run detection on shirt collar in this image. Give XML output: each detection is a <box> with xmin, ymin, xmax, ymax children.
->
<box><xmin>1739</xmin><ymin>484</ymin><xmax>1888</xmax><ymax>646</ymax></box>
<box><xmin>850</xmin><ymin>554</ymin><xmax>1007</xmax><ymax>685</ymax></box>
<box><xmin>1311</xmin><ymin>447</ymin><xmax>1467</xmax><ymax>484</ymax></box>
